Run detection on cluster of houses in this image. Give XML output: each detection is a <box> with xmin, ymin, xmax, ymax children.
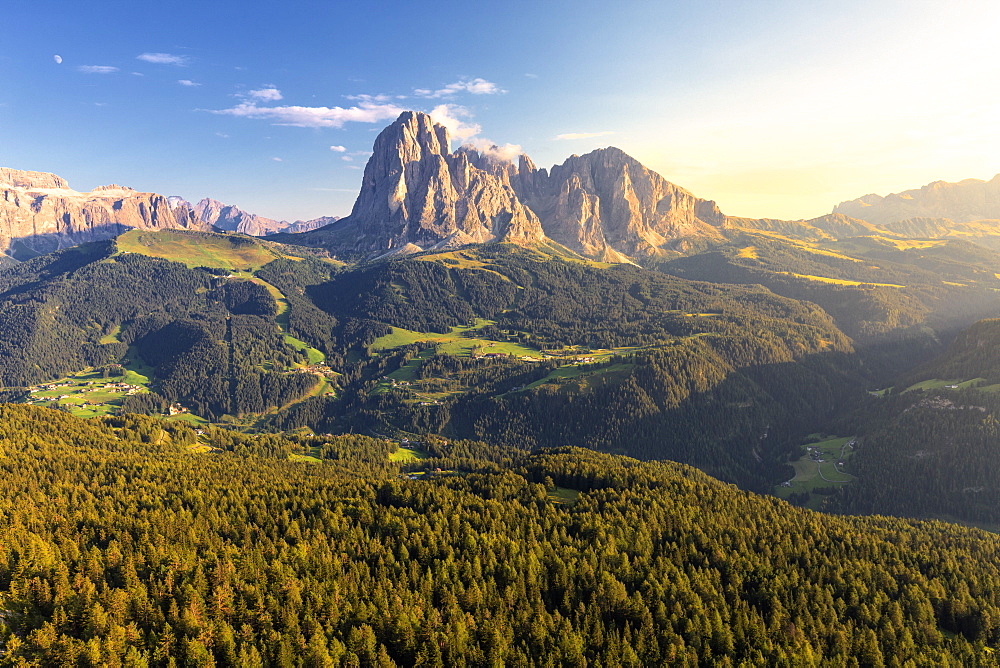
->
<box><xmin>36</xmin><ymin>381</ymin><xmax>73</xmax><ymax>391</ymax></box>
<box><xmin>293</xmin><ymin>363</ymin><xmax>335</xmax><ymax>377</ymax></box>
<box><xmin>27</xmin><ymin>378</ymin><xmax>151</xmax><ymax>413</ymax></box>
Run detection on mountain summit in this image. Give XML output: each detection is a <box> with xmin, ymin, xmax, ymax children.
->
<box><xmin>517</xmin><ymin>146</ymin><xmax>726</xmax><ymax>258</ymax></box>
<box><xmin>311</xmin><ymin>111</ymin><xmax>546</xmax><ymax>254</ymax></box>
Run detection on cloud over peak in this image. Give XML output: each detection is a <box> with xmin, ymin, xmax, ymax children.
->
<box><xmin>429</xmin><ymin>104</ymin><xmax>482</xmax><ymax>142</ymax></box>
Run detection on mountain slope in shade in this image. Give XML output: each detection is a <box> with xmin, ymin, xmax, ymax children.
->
<box><xmin>834</xmin><ymin>174</ymin><xmax>1000</xmax><ymax>225</ymax></box>
<box><xmin>0</xmin><ymin>168</ymin><xmax>208</xmax><ymax>259</ymax></box>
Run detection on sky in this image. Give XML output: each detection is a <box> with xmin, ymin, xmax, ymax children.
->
<box><xmin>3</xmin><ymin>0</ymin><xmax>1000</xmax><ymax>222</ymax></box>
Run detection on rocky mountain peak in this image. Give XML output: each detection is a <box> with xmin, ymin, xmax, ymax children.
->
<box><xmin>515</xmin><ymin>146</ymin><xmax>727</xmax><ymax>257</ymax></box>
<box><xmin>330</xmin><ymin>111</ymin><xmax>545</xmax><ymax>253</ymax></box>
<box><xmin>0</xmin><ymin>167</ymin><xmax>208</xmax><ymax>259</ymax></box>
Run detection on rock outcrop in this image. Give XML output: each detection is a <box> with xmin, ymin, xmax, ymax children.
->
<box><xmin>0</xmin><ymin>168</ymin><xmax>208</xmax><ymax>259</ymax></box>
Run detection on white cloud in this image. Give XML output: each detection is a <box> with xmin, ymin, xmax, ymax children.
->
<box><xmin>346</xmin><ymin>93</ymin><xmax>393</xmax><ymax>104</ymax></box>
<box><xmin>209</xmin><ymin>99</ymin><xmax>404</xmax><ymax>128</ymax></box>
<box><xmin>178</xmin><ymin>79</ymin><xmax>201</xmax><ymax>87</ymax></box>
<box><xmin>131</xmin><ymin>72</ymin><xmax>144</xmax><ymax>77</ymax></box>
<box><xmin>329</xmin><ymin>145</ymin><xmax>346</xmax><ymax>152</ymax></box>
<box><xmin>414</xmin><ymin>78</ymin><xmax>505</xmax><ymax>99</ymax></box>
<box><xmin>466</xmin><ymin>138</ymin><xmax>524</xmax><ymax>163</ymax></box>
<box><xmin>524</xmin><ymin>73</ymin><xmax>538</xmax><ymax>79</ymax></box>
<box><xmin>53</xmin><ymin>55</ymin><xmax>63</xmax><ymax>64</ymax></box>
<box><xmin>554</xmin><ymin>131</ymin><xmax>616</xmax><ymax>141</ymax></box>
<box><xmin>137</xmin><ymin>52</ymin><xmax>191</xmax><ymax>66</ymax></box>
<box><xmin>341</xmin><ymin>156</ymin><xmax>353</xmax><ymax>162</ymax></box>
<box><xmin>77</xmin><ymin>65</ymin><xmax>119</xmax><ymax>74</ymax></box>
<box><xmin>215</xmin><ymin>132</ymin><xmax>229</xmax><ymax>138</ymax></box>
<box><xmin>248</xmin><ymin>87</ymin><xmax>282</xmax><ymax>101</ymax></box>
<box><xmin>429</xmin><ymin>104</ymin><xmax>481</xmax><ymax>142</ymax></box>
<box><xmin>272</xmin><ymin>157</ymin><xmax>283</xmax><ymax>162</ymax></box>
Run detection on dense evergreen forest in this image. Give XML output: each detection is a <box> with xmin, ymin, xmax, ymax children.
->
<box><xmin>4</xmin><ymin>405</ymin><xmax>1000</xmax><ymax>665</ymax></box>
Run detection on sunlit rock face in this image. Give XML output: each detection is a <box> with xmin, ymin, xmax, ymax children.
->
<box><xmin>325</xmin><ymin>111</ymin><xmax>545</xmax><ymax>254</ymax></box>
<box><xmin>516</xmin><ymin>147</ymin><xmax>727</xmax><ymax>259</ymax></box>
<box><xmin>0</xmin><ymin>168</ymin><xmax>209</xmax><ymax>258</ymax></box>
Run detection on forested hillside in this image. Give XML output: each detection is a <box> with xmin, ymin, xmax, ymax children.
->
<box><xmin>271</xmin><ymin>245</ymin><xmax>864</xmax><ymax>489</ymax></box>
<box><xmin>0</xmin><ymin>235</ymin><xmax>326</xmax><ymax>419</ymax></box>
<box><xmin>3</xmin><ymin>405</ymin><xmax>1000</xmax><ymax>665</ymax></box>
<box><xmin>5</xmin><ymin>231</ymin><xmax>1000</xmax><ymax>498</ymax></box>
<box><xmin>824</xmin><ymin>318</ymin><xmax>1000</xmax><ymax>524</ymax></box>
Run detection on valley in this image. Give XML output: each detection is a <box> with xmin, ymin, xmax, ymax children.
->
<box><xmin>6</xmin><ymin>113</ymin><xmax>1000</xmax><ymax>664</ymax></box>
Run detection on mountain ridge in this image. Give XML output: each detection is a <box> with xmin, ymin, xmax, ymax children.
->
<box><xmin>834</xmin><ymin>173</ymin><xmax>1000</xmax><ymax>225</ymax></box>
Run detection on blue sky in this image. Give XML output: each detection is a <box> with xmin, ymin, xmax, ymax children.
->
<box><xmin>3</xmin><ymin>0</ymin><xmax>1000</xmax><ymax>222</ymax></box>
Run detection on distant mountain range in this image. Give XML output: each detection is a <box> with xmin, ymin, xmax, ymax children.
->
<box><xmin>0</xmin><ymin>168</ymin><xmax>335</xmax><ymax>260</ymax></box>
<box><xmin>836</xmin><ymin>174</ymin><xmax>1000</xmax><ymax>225</ymax></box>
<box><xmin>280</xmin><ymin>111</ymin><xmax>1000</xmax><ymax>261</ymax></box>
<box><xmin>168</xmin><ymin>196</ymin><xmax>336</xmax><ymax>237</ymax></box>
<box><xmin>7</xmin><ymin>113</ymin><xmax>1000</xmax><ymax>263</ymax></box>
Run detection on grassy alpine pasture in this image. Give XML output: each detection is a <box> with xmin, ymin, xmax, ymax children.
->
<box><xmin>547</xmin><ymin>485</ymin><xmax>582</xmax><ymax>505</ymax></box>
<box><xmin>25</xmin><ymin>367</ymin><xmax>152</xmax><ymax>418</ymax></box>
<box><xmin>903</xmin><ymin>378</ymin><xmax>987</xmax><ymax>393</ymax></box>
<box><xmin>779</xmin><ymin>272</ymin><xmax>905</xmax><ymax>288</ymax></box>
<box><xmin>521</xmin><ymin>362</ymin><xmax>636</xmax><ymax>391</ymax></box>
<box><xmin>389</xmin><ymin>446</ymin><xmax>431</xmax><ymax>462</ymax></box>
<box><xmin>775</xmin><ymin>434</ymin><xmax>856</xmax><ymax>510</ymax></box>
<box><xmin>371</xmin><ymin>319</ymin><xmax>544</xmax><ymax>359</ymax></box>
<box><xmin>116</xmin><ymin>229</ymin><xmax>287</xmax><ymax>271</ymax></box>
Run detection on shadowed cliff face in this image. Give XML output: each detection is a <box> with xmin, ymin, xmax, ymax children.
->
<box><xmin>0</xmin><ymin>169</ymin><xmax>210</xmax><ymax>259</ymax></box>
